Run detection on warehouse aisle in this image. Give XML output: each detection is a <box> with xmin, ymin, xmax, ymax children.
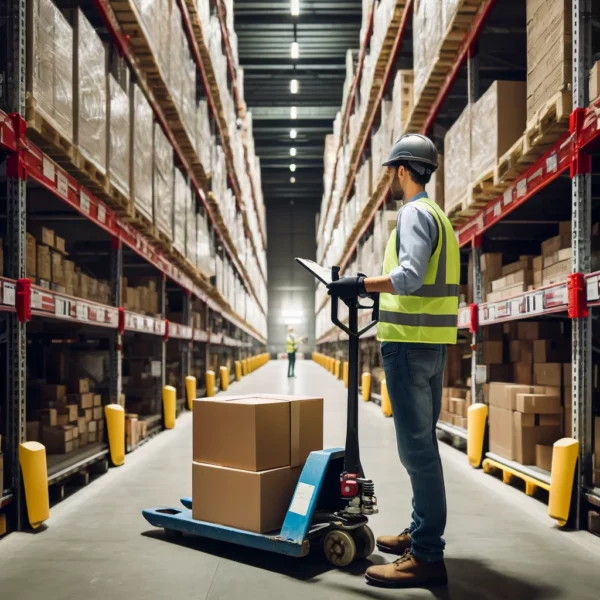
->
<box><xmin>1</xmin><ymin>360</ymin><xmax>599</xmax><ymax>599</ymax></box>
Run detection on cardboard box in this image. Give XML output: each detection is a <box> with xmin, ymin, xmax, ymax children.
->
<box><xmin>126</xmin><ymin>416</ymin><xmax>139</xmax><ymax>450</ymax></box>
<box><xmin>26</xmin><ymin>233</ymin><xmax>37</xmax><ymax>278</ymax></box>
<box><xmin>515</xmin><ymin>393</ymin><xmax>561</xmax><ymax>414</ymax></box>
<box><xmin>533</xmin><ymin>339</ymin><xmax>570</xmax><ymax>363</ymax></box>
<box><xmin>541</xmin><ymin>233</ymin><xmax>571</xmax><ymax>257</ymax></box>
<box><xmin>36</xmin><ymin>245</ymin><xmax>51</xmax><ymax>281</ymax></box>
<box><xmin>93</xmin><ymin>394</ymin><xmax>102</xmax><ymax>407</ymax></box>
<box><xmin>56</xmin><ymin>413</ymin><xmax>70</xmax><ymax>427</ymax></box>
<box><xmin>591</xmin><ymin>61</ymin><xmax>600</xmax><ymax>102</ymax></box>
<box><xmin>67</xmin><ymin>393</ymin><xmax>93</xmax><ymax>409</ymax></box>
<box><xmin>513</xmin><ymin>412</ymin><xmax>562</xmax><ymax>465</ymax></box>
<box><xmin>192</xmin><ymin>462</ymin><xmax>301</xmax><ymax>533</ymax></box>
<box><xmin>30</xmin><ymin>225</ymin><xmax>55</xmax><ymax>247</ymax></box>
<box><xmin>0</xmin><ymin>512</ymin><xmax>5</xmax><ymax>537</ymax></box>
<box><xmin>487</xmin><ymin>364</ymin><xmax>513</xmax><ymax>382</ymax></box>
<box><xmin>510</xmin><ymin>340</ymin><xmax>534</xmax><ymax>364</ymax></box>
<box><xmin>88</xmin><ymin>420</ymin><xmax>97</xmax><ymax>433</ymax></box>
<box><xmin>193</xmin><ymin>395</ymin><xmax>323</xmax><ymax>471</ymax></box>
<box><xmin>70</xmin><ymin>378</ymin><xmax>90</xmax><ymax>393</ymax></box>
<box><xmin>50</xmin><ymin>249</ymin><xmax>64</xmax><ymax>286</ymax></box>
<box><xmin>536</xmin><ymin>444</ymin><xmax>553</xmax><ymax>471</ymax></box>
<box><xmin>489</xmin><ymin>406</ymin><xmax>514</xmax><ymax>460</ymax></box>
<box><xmin>42</xmin><ymin>425</ymin><xmax>75</xmax><ymax>454</ymax></box>
<box><xmin>60</xmin><ymin>404</ymin><xmax>78</xmax><ymax>423</ymax></box>
<box><xmin>40</xmin><ymin>384</ymin><xmax>66</xmax><ymax>404</ymax></box>
<box><xmin>482</xmin><ymin>341</ymin><xmax>504</xmax><ymax>365</ymax></box>
<box><xmin>77</xmin><ymin>417</ymin><xmax>87</xmax><ymax>434</ymax></box>
<box><xmin>513</xmin><ymin>362</ymin><xmax>533</xmax><ymax>385</ymax></box>
<box><xmin>488</xmin><ymin>383</ymin><xmax>533</xmax><ymax>410</ymax></box>
<box><xmin>517</xmin><ymin>321</ymin><xmax>562</xmax><ymax>340</ymax></box>
<box><xmin>533</xmin><ymin>363</ymin><xmax>562</xmax><ymax>387</ymax></box>
<box><xmin>26</xmin><ymin>421</ymin><xmax>41</xmax><ymax>442</ymax></box>
<box><xmin>39</xmin><ymin>408</ymin><xmax>57</xmax><ymax>427</ymax></box>
<box><xmin>449</xmin><ymin>398</ymin><xmax>466</xmax><ymax>417</ymax></box>
<box><xmin>446</xmin><ymin>387</ymin><xmax>468</xmax><ymax>399</ymax></box>
<box><xmin>563</xmin><ymin>363</ymin><xmax>572</xmax><ymax>388</ymax></box>
<box><xmin>80</xmin><ymin>408</ymin><xmax>93</xmax><ymax>423</ymax></box>
<box><xmin>93</xmin><ymin>406</ymin><xmax>103</xmax><ymax>420</ymax></box>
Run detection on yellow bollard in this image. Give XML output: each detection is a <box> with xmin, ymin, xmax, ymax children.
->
<box><xmin>381</xmin><ymin>380</ymin><xmax>392</xmax><ymax>417</ymax></box>
<box><xmin>235</xmin><ymin>360</ymin><xmax>242</xmax><ymax>381</ymax></box>
<box><xmin>220</xmin><ymin>365</ymin><xmax>229</xmax><ymax>391</ymax></box>
<box><xmin>105</xmin><ymin>404</ymin><xmax>125</xmax><ymax>466</ymax></box>
<box><xmin>185</xmin><ymin>376</ymin><xmax>197</xmax><ymax>411</ymax></box>
<box><xmin>241</xmin><ymin>359</ymin><xmax>247</xmax><ymax>376</ymax></box>
<box><xmin>343</xmin><ymin>361</ymin><xmax>349</xmax><ymax>388</ymax></box>
<box><xmin>335</xmin><ymin>359</ymin><xmax>341</xmax><ymax>379</ymax></box>
<box><xmin>205</xmin><ymin>370</ymin><xmax>216</xmax><ymax>397</ymax></box>
<box><xmin>548</xmin><ymin>438</ymin><xmax>579</xmax><ymax>526</ymax></box>
<box><xmin>362</xmin><ymin>372</ymin><xmax>372</xmax><ymax>402</ymax></box>
<box><xmin>163</xmin><ymin>385</ymin><xmax>176</xmax><ymax>429</ymax></box>
<box><xmin>467</xmin><ymin>403</ymin><xmax>488</xmax><ymax>468</ymax></box>
<box><xmin>19</xmin><ymin>442</ymin><xmax>50</xmax><ymax>528</ymax></box>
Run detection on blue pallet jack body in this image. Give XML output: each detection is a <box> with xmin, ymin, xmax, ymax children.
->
<box><xmin>142</xmin><ymin>448</ymin><xmax>347</xmax><ymax>558</ymax></box>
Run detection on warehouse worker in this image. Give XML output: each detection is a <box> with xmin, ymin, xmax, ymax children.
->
<box><xmin>286</xmin><ymin>327</ymin><xmax>299</xmax><ymax>377</ymax></box>
<box><xmin>327</xmin><ymin>134</ymin><xmax>459</xmax><ymax>589</ymax></box>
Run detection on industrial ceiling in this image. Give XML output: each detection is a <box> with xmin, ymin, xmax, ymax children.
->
<box><xmin>234</xmin><ymin>0</ymin><xmax>363</xmax><ymax>211</ymax></box>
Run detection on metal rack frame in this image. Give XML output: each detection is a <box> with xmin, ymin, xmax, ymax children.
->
<box><xmin>315</xmin><ymin>1</ymin><xmax>599</xmax><ymax>524</ymax></box>
<box><xmin>0</xmin><ymin>0</ymin><xmax>266</xmax><ymax>532</ymax></box>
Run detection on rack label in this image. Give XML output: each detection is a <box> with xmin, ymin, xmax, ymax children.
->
<box><xmin>42</xmin><ymin>157</ymin><xmax>55</xmax><ymax>183</ymax></box>
<box><xmin>80</xmin><ymin>191</ymin><xmax>91</xmax><ymax>215</ymax></box>
<box><xmin>55</xmin><ymin>296</ymin><xmax>68</xmax><ymax>318</ymax></box>
<box><xmin>151</xmin><ymin>360</ymin><xmax>162</xmax><ymax>377</ymax></box>
<box><xmin>3</xmin><ymin>282</ymin><xmax>15</xmax><ymax>306</ymax></box>
<box><xmin>56</xmin><ymin>172</ymin><xmax>68</xmax><ymax>198</ymax></box>
<box><xmin>516</xmin><ymin>179</ymin><xmax>527</xmax><ymax>198</ymax></box>
<box><xmin>546</xmin><ymin>153</ymin><xmax>558</xmax><ymax>174</ymax></box>
<box><xmin>97</xmin><ymin>204</ymin><xmax>106</xmax><ymax>224</ymax></box>
<box><xmin>586</xmin><ymin>275</ymin><xmax>600</xmax><ymax>302</ymax></box>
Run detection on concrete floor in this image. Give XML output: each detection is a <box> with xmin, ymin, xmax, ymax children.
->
<box><xmin>1</xmin><ymin>360</ymin><xmax>599</xmax><ymax>599</ymax></box>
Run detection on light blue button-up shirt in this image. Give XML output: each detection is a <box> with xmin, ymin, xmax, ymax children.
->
<box><xmin>389</xmin><ymin>191</ymin><xmax>439</xmax><ymax>296</ymax></box>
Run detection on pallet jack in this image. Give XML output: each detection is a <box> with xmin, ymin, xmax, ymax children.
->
<box><xmin>142</xmin><ymin>258</ymin><xmax>379</xmax><ymax>567</ymax></box>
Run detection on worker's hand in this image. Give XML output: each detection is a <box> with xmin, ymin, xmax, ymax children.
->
<box><xmin>327</xmin><ymin>275</ymin><xmax>366</xmax><ymax>300</ymax></box>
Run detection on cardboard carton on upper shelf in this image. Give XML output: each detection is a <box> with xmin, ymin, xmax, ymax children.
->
<box><xmin>541</xmin><ymin>232</ymin><xmax>570</xmax><ymax>257</ymax></box>
<box><xmin>510</xmin><ymin>340</ymin><xmax>534</xmax><ymax>364</ymax></box>
<box><xmin>50</xmin><ymin>249</ymin><xmax>64</xmax><ymax>286</ymax></box>
<box><xmin>515</xmin><ymin>393</ymin><xmax>561</xmax><ymax>414</ymax></box>
<box><xmin>444</xmin><ymin>104</ymin><xmax>471</xmax><ymax>212</ymax></box>
<box><xmin>192</xmin><ymin>462</ymin><xmax>301</xmax><ymax>534</ymax></box>
<box><xmin>533</xmin><ymin>339</ymin><xmax>570</xmax><ymax>364</ymax></box>
<box><xmin>70</xmin><ymin>377</ymin><xmax>90</xmax><ymax>394</ymax></box>
<box><xmin>536</xmin><ymin>444</ymin><xmax>554</xmax><ymax>471</ymax></box>
<box><xmin>517</xmin><ymin>321</ymin><xmax>563</xmax><ymax>341</ymax></box>
<box><xmin>481</xmin><ymin>341</ymin><xmax>504</xmax><ymax>365</ymax></box>
<box><xmin>26</xmin><ymin>233</ymin><xmax>37</xmax><ymax>278</ymax></box>
<box><xmin>67</xmin><ymin>393</ymin><xmax>93</xmax><ymax>409</ymax></box>
<box><xmin>29</xmin><ymin>224</ymin><xmax>55</xmax><ymax>248</ymax></box>
<box><xmin>193</xmin><ymin>395</ymin><xmax>323</xmax><ymax>471</ymax></box>
<box><xmin>36</xmin><ymin>245</ymin><xmax>51</xmax><ymax>281</ymax></box>
<box><xmin>513</xmin><ymin>362</ymin><xmax>533</xmax><ymax>385</ymax></box>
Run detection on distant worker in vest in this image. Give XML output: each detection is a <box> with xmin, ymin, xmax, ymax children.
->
<box><xmin>286</xmin><ymin>327</ymin><xmax>299</xmax><ymax>377</ymax></box>
<box><xmin>327</xmin><ymin>134</ymin><xmax>459</xmax><ymax>589</ymax></box>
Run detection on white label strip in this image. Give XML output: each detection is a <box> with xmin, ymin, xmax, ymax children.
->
<box><xmin>3</xmin><ymin>282</ymin><xmax>16</xmax><ymax>306</ymax></box>
<box><xmin>288</xmin><ymin>482</ymin><xmax>315</xmax><ymax>517</ymax></box>
<box><xmin>80</xmin><ymin>190</ymin><xmax>91</xmax><ymax>215</ymax></box>
<box><xmin>42</xmin><ymin>157</ymin><xmax>55</xmax><ymax>182</ymax></box>
<box><xmin>97</xmin><ymin>204</ymin><xmax>106</xmax><ymax>224</ymax></box>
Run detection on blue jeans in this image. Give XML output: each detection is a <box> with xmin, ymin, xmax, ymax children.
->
<box><xmin>381</xmin><ymin>341</ymin><xmax>447</xmax><ymax>562</ymax></box>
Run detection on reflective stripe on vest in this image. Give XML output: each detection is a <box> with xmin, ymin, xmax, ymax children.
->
<box><xmin>376</xmin><ymin>196</ymin><xmax>460</xmax><ymax>345</ymax></box>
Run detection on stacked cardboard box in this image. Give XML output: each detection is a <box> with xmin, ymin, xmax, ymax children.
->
<box><xmin>486</xmin><ymin>256</ymin><xmax>535</xmax><ymax>303</ymax></box>
<box><xmin>121</xmin><ymin>277</ymin><xmax>159</xmax><ymax>314</ymax></box>
<box><xmin>108</xmin><ymin>73</ymin><xmax>131</xmax><ymax>196</ymax></box>
<box><xmin>526</xmin><ymin>0</ymin><xmax>571</xmax><ymax>121</ymax></box>
<box><xmin>131</xmin><ymin>83</ymin><xmax>154</xmax><ymax>221</ymax></box>
<box><xmin>153</xmin><ymin>122</ymin><xmax>174</xmax><ymax>242</ymax></box>
<box><xmin>192</xmin><ymin>395</ymin><xmax>323</xmax><ymax>533</ymax></box>
<box><xmin>540</xmin><ymin>222</ymin><xmax>572</xmax><ymax>285</ymax></box>
<box><xmin>125</xmin><ymin>414</ymin><xmax>150</xmax><ymax>451</ymax></box>
<box><xmin>27</xmin><ymin>378</ymin><xmax>104</xmax><ymax>453</ymax></box>
<box><xmin>488</xmin><ymin>382</ymin><xmax>562</xmax><ymax>465</ymax></box>
<box><xmin>441</xmin><ymin>387</ymin><xmax>469</xmax><ymax>429</ymax></box>
<box><xmin>444</xmin><ymin>104</ymin><xmax>471</xmax><ymax>212</ymax></box>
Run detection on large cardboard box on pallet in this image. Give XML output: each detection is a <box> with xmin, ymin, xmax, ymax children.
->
<box><xmin>526</xmin><ymin>0</ymin><xmax>572</xmax><ymax>121</ymax></box>
<box><xmin>192</xmin><ymin>395</ymin><xmax>323</xmax><ymax>471</ymax></box>
<box><xmin>130</xmin><ymin>84</ymin><xmax>154</xmax><ymax>222</ymax></box>
<box><xmin>108</xmin><ymin>74</ymin><xmax>131</xmax><ymax>196</ymax></box>
<box><xmin>444</xmin><ymin>104</ymin><xmax>471</xmax><ymax>214</ymax></box>
<box><xmin>73</xmin><ymin>9</ymin><xmax>106</xmax><ymax>173</ymax></box>
<box><xmin>192</xmin><ymin>462</ymin><xmax>301</xmax><ymax>533</ymax></box>
<box><xmin>26</xmin><ymin>0</ymin><xmax>74</xmax><ymax>142</ymax></box>
<box><xmin>470</xmin><ymin>81</ymin><xmax>527</xmax><ymax>183</ymax></box>
<box><xmin>153</xmin><ymin>122</ymin><xmax>174</xmax><ymax>242</ymax></box>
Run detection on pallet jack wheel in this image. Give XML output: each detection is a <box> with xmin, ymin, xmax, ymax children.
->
<box><xmin>353</xmin><ymin>525</ymin><xmax>375</xmax><ymax>559</ymax></box>
<box><xmin>323</xmin><ymin>530</ymin><xmax>356</xmax><ymax>567</ymax></box>
<box><xmin>164</xmin><ymin>528</ymin><xmax>183</xmax><ymax>539</ymax></box>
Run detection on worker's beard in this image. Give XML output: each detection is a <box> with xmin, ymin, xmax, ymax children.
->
<box><xmin>390</xmin><ymin>176</ymin><xmax>404</xmax><ymax>203</ymax></box>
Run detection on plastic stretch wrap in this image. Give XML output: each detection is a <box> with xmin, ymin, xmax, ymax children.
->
<box><xmin>196</xmin><ymin>0</ymin><xmax>210</xmax><ymax>38</ymax></box>
<box><xmin>196</xmin><ymin>212</ymin><xmax>215</xmax><ymax>277</ymax></box>
<box><xmin>131</xmin><ymin>84</ymin><xmax>153</xmax><ymax>221</ymax></box>
<box><xmin>134</xmin><ymin>0</ymin><xmax>158</xmax><ymax>56</ymax></box>
<box><xmin>442</xmin><ymin>0</ymin><xmax>460</xmax><ymax>33</ymax></box>
<box><xmin>196</xmin><ymin>101</ymin><xmax>212</xmax><ymax>174</ymax></box>
<box><xmin>181</xmin><ymin>55</ymin><xmax>197</xmax><ymax>143</ymax></box>
<box><xmin>391</xmin><ymin>70</ymin><xmax>413</xmax><ymax>143</ymax></box>
<box><xmin>428</xmin><ymin>153</ymin><xmax>444</xmax><ymax>212</ymax></box>
<box><xmin>157</xmin><ymin>0</ymin><xmax>171</xmax><ymax>79</ymax></box>
<box><xmin>28</xmin><ymin>0</ymin><xmax>73</xmax><ymax>140</ymax></box>
<box><xmin>185</xmin><ymin>188</ymin><xmax>197</xmax><ymax>265</ymax></box>
<box><xmin>153</xmin><ymin>123</ymin><xmax>174</xmax><ymax>240</ymax></box>
<box><xmin>74</xmin><ymin>9</ymin><xmax>106</xmax><ymax>171</ymax></box>
<box><xmin>413</xmin><ymin>0</ymin><xmax>443</xmax><ymax>104</ymax></box>
<box><xmin>444</xmin><ymin>104</ymin><xmax>471</xmax><ymax>211</ymax></box>
<box><xmin>173</xmin><ymin>168</ymin><xmax>187</xmax><ymax>255</ymax></box>
<box><xmin>169</xmin><ymin>0</ymin><xmax>184</xmax><ymax>110</ymax></box>
<box><xmin>109</xmin><ymin>75</ymin><xmax>130</xmax><ymax>195</ymax></box>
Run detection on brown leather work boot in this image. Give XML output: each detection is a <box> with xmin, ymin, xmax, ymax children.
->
<box><xmin>376</xmin><ymin>528</ymin><xmax>412</xmax><ymax>555</ymax></box>
<box><xmin>365</xmin><ymin>550</ymin><xmax>448</xmax><ymax>589</ymax></box>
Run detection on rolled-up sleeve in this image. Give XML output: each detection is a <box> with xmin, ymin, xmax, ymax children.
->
<box><xmin>389</xmin><ymin>204</ymin><xmax>437</xmax><ymax>296</ymax></box>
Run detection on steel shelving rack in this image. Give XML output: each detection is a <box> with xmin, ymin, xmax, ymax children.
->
<box><xmin>315</xmin><ymin>0</ymin><xmax>599</xmax><ymax>526</ymax></box>
<box><xmin>0</xmin><ymin>0</ymin><xmax>267</xmax><ymax>532</ymax></box>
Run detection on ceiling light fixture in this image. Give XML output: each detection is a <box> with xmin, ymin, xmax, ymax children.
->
<box><xmin>291</xmin><ymin>0</ymin><xmax>299</xmax><ymax>16</ymax></box>
<box><xmin>290</xmin><ymin>129</ymin><xmax>297</xmax><ymax>139</ymax></box>
<box><xmin>290</xmin><ymin>164</ymin><xmax>296</xmax><ymax>172</ymax></box>
<box><xmin>290</xmin><ymin>106</ymin><xmax>297</xmax><ymax>119</ymax></box>
<box><xmin>290</xmin><ymin>176</ymin><xmax>296</xmax><ymax>183</ymax></box>
<box><xmin>291</xmin><ymin>41</ymin><xmax>299</xmax><ymax>59</ymax></box>
<box><xmin>290</xmin><ymin>147</ymin><xmax>297</xmax><ymax>157</ymax></box>
<box><xmin>290</xmin><ymin>79</ymin><xmax>298</xmax><ymax>94</ymax></box>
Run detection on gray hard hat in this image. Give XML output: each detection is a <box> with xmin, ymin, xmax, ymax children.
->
<box><xmin>382</xmin><ymin>134</ymin><xmax>438</xmax><ymax>174</ymax></box>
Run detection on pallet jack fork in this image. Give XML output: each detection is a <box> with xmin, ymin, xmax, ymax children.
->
<box><xmin>142</xmin><ymin>259</ymin><xmax>379</xmax><ymax>567</ymax></box>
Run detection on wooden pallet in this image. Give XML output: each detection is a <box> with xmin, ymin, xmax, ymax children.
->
<box><xmin>153</xmin><ymin>229</ymin><xmax>172</xmax><ymax>252</ymax></box>
<box><xmin>126</xmin><ymin>203</ymin><xmax>155</xmax><ymax>236</ymax></box>
<box><xmin>105</xmin><ymin>179</ymin><xmax>131</xmax><ymax>215</ymax></box>
<box><xmin>483</xmin><ymin>457</ymin><xmax>550</xmax><ymax>497</ymax></box>
<box><xmin>469</xmin><ymin>167</ymin><xmax>506</xmax><ymax>206</ymax></box>
<box><xmin>25</xmin><ymin>97</ymin><xmax>74</xmax><ymax>163</ymax></box>
<box><xmin>69</xmin><ymin>148</ymin><xmax>109</xmax><ymax>198</ymax></box>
